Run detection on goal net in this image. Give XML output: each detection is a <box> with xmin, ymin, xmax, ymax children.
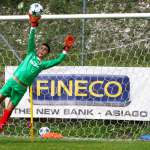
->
<box><xmin>0</xmin><ymin>14</ymin><xmax>150</xmax><ymax>140</ymax></box>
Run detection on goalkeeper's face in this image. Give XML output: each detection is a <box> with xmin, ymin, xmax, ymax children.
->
<box><xmin>37</xmin><ymin>45</ymin><xmax>49</xmax><ymax>59</ymax></box>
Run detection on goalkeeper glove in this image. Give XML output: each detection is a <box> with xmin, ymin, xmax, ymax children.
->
<box><xmin>28</xmin><ymin>13</ymin><xmax>41</xmax><ymax>27</ymax></box>
<box><xmin>63</xmin><ymin>34</ymin><xmax>75</xmax><ymax>52</ymax></box>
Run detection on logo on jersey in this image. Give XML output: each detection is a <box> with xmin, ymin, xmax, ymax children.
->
<box><xmin>30</xmin><ymin>56</ymin><xmax>41</xmax><ymax>68</ymax></box>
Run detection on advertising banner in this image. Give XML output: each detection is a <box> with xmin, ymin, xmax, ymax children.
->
<box><xmin>5</xmin><ymin>66</ymin><xmax>150</xmax><ymax>121</ymax></box>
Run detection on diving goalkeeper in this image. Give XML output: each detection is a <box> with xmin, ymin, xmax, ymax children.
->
<box><xmin>0</xmin><ymin>14</ymin><xmax>75</xmax><ymax>131</ymax></box>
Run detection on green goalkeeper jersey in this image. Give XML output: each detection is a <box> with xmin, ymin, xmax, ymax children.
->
<box><xmin>14</xmin><ymin>28</ymin><xmax>66</xmax><ymax>86</ymax></box>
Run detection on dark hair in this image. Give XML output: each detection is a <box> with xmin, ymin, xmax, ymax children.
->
<box><xmin>42</xmin><ymin>43</ymin><xmax>51</xmax><ymax>53</ymax></box>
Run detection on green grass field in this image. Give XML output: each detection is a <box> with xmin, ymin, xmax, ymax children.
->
<box><xmin>0</xmin><ymin>137</ymin><xmax>150</xmax><ymax>150</ymax></box>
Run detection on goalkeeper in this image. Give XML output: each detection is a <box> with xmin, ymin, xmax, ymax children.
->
<box><xmin>0</xmin><ymin>14</ymin><xmax>75</xmax><ymax>131</ymax></box>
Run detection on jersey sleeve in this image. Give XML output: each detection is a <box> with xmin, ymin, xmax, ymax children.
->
<box><xmin>42</xmin><ymin>53</ymin><xmax>66</xmax><ymax>69</ymax></box>
<box><xmin>27</xmin><ymin>27</ymin><xmax>36</xmax><ymax>54</ymax></box>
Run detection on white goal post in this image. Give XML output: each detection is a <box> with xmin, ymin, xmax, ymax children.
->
<box><xmin>0</xmin><ymin>13</ymin><xmax>150</xmax><ymax>20</ymax></box>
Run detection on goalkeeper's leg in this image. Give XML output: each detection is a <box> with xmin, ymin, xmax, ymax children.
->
<box><xmin>0</xmin><ymin>78</ymin><xmax>26</xmax><ymax>131</ymax></box>
<box><xmin>0</xmin><ymin>94</ymin><xmax>6</xmax><ymax>104</ymax></box>
<box><xmin>0</xmin><ymin>94</ymin><xmax>7</xmax><ymax>129</ymax></box>
<box><xmin>0</xmin><ymin>100</ymin><xmax>14</xmax><ymax>131</ymax></box>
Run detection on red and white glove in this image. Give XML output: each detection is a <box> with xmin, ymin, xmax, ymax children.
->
<box><xmin>28</xmin><ymin>13</ymin><xmax>41</xmax><ymax>27</ymax></box>
<box><xmin>63</xmin><ymin>34</ymin><xmax>75</xmax><ymax>53</ymax></box>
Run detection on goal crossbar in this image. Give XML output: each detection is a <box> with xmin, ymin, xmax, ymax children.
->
<box><xmin>0</xmin><ymin>13</ymin><xmax>150</xmax><ymax>21</ymax></box>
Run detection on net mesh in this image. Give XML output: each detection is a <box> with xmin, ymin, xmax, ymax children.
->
<box><xmin>0</xmin><ymin>18</ymin><xmax>150</xmax><ymax>139</ymax></box>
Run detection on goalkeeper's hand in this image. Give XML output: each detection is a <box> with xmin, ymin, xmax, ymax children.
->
<box><xmin>28</xmin><ymin>13</ymin><xmax>41</xmax><ymax>27</ymax></box>
<box><xmin>63</xmin><ymin>34</ymin><xmax>75</xmax><ymax>52</ymax></box>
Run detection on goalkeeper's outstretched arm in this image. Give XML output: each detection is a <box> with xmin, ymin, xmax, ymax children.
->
<box><xmin>27</xmin><ymin>14</ymin><xmax>41</xmax><ymax>54</ymax></box>
<box><xmin>42</xmin><ymin>34</ymin><xmax>75</xmax><ymax>69</ymax></box>
<box><xmin>42</xmin><ymin>51</ymin><xmax>67</xmax><ymax>69</ymax></box>
<box><xmin>27</xmin><ymin>27</ymin><xmax>36</xmax><ymax>54</ymax></box>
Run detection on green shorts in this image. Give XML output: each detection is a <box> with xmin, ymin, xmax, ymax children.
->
<box><xmin>0</xmin><ymin>77</ymin><xmax>27</xmax><ymax>106</ymax></box>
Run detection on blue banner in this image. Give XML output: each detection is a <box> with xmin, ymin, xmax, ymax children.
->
<box><xmin>32</xmin><ymin>74</ymin><xmax>130</xmax><ymax>107</ymax></box>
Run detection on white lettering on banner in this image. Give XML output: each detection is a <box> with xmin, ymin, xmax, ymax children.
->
<box><xmin>5</xmin><ymin>66</ymin><xmax>150</xmax><ymax>121</ymax></box>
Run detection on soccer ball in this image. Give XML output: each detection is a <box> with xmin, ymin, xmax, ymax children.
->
<box><xmin>39</xmin><ymin>127</ymin><xmax>50</xmax><ymax>136</ymax></box>
<box><xmin>29</xmin><ymin>3</ymin><xmax>43</xmax><ymax>16</ymax></box>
